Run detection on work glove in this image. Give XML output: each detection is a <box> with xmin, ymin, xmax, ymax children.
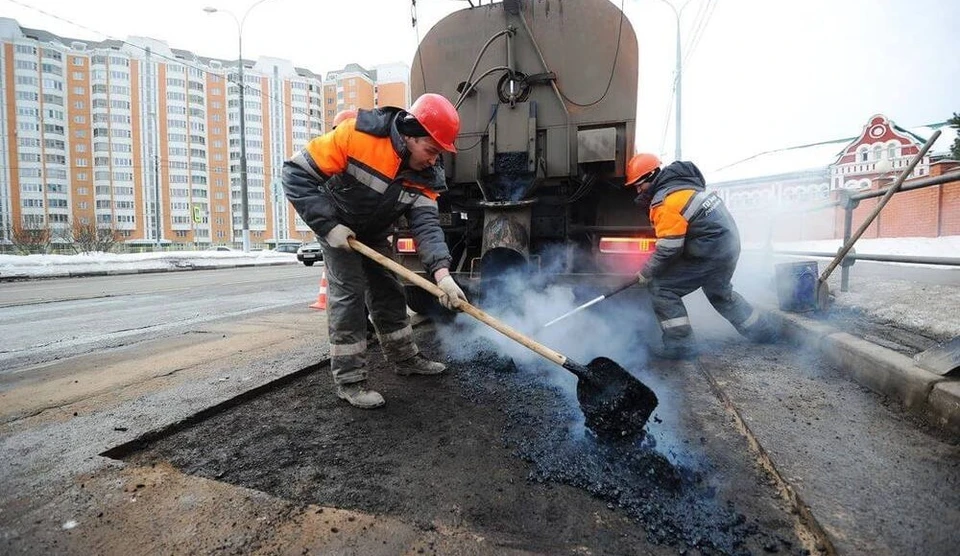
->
<box><xmin>636</xmin><ymin>271</ymin><xmax>651</xmax><ymax>288</ymax></box>
<box><xmin>436</xmin><ymin>275</ymin><xmax>467</xmax><ymax>311</ymax></box>
<box><xmin>325</xmin><ymin>224</ymin><xmax>355</xmax><ymax>251</ymax></box>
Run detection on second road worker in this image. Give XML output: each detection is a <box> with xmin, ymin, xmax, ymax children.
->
<box><xmin>626</xmin><ymin>153</ymin><xmax>779</xmax><ymax>359</ymax></box>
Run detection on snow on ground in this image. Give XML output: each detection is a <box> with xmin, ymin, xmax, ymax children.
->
<box><xmin>835</xmin><ymin>278</ymin><xmax>960</xmax><ymax>340</ymax></box>
<box><xmin>2</xmin><ymin>237</ymin><xmax>958</xmax><ymax>339</ymax></box>
<box><xmin>765</xmin><ymin>236</ymin><xmax>960</xmax><ymax>257</ymax></box>
<box><xmin>0</xmin><ymin>249</ymin><xmax>297</xmax><ymax>279</ymax></box>
<box><xmin>742</xmin><ymin>236</ymin><xmax>960</xmax><ymax>340</ymax></box>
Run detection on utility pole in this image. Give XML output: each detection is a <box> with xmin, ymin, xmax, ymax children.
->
<box><xmin>153</xmin><ymin>154</ymin><xmax>162</xmax><ymax>249</ymax></box>
<box><xmin>237</xmin><ymin>30</ymin><xmax>250</xmax><ymax>252</ymax></box>
<box><xmin>146</xmin><ymin>46</ymin><xmax>162</xmax><ymax>250</ymax></box>
<box><xmin>657</xmin><ymin>0</ymin><xmax>696</xmax><ymax>161</ymax></box>
<box><xmin>673</xmin><ymin>12</ymin><xmax>682</xmax><ymax>160</ymax></box>
<box><xmin>205</xmin><ymin>0</ymin><xmax>274</xmax><ymax>252</ymax></box>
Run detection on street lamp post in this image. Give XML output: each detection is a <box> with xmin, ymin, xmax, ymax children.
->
<box><xmin>657</xmin><ymin>0</ymin><xmax>695</xmax><ymax>161</ymax></box>
<box><xmin>204</xmin><ymin>0</ymin><xmax>272</xmax><ymax>252</ymax></box>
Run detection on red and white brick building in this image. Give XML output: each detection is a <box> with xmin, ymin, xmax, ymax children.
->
<box><xmin>706</xmin><ymin>115</ymin><xmax>959</xmax><ymax>244</ymax></box>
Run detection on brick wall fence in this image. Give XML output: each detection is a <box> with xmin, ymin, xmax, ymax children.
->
<box><xmin>739</xmin><ymin>161</ymin><xmax>960</xmax><ymax>244</ymax></box>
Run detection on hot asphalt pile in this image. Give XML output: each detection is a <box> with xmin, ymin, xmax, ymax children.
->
<box><xmin>125</xmin><ymin>328</ymin><xmax>807</xmax><ymax>556</ymax></box>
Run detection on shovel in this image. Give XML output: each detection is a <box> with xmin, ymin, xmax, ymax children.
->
<box><xmin>348</xmin><ymin>238</ymin><xmax>658</xmax><ymax>439</ymax></box>
<box><xmin>538</xmin><ymin>278</ymin><xmax>637</xmax><ymax>331</ymax></box>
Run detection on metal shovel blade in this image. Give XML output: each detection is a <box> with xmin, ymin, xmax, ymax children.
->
<box><xmin>914</xmin><ymin>337</ymin><xmax>960</xmax><ymax>376</ymax></box>
<box><xmin>566</xmin><ymin>357</ymin><xmax>658</xmax><ymax>440</ymax></box>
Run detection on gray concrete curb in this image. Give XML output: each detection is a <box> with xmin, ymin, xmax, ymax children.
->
<box><xmin>778</xmin><ymin>311</ymin><xmax>959</xmax><ymax>438</ymax></box>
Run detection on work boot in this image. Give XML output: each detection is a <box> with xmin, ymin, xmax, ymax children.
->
<box><xmin>394</xmin><ymin>353</ymin><xmax>446</xmax><ymax>376</ymax></box>
<box><xmin>744</xmin><ymin>314</ymin><xmax>782</xmax><ymax>344</ymax></box>
<box><xmin>336</xmin><ymin>383</ymin><xmax>385</xmax><ymax>409</ymax></box>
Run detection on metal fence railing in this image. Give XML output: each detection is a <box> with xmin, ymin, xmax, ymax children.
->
<box><xmin>758</xmin><ymin>130</ymin><xmax>960</xmax><ymax>296</ymax></box>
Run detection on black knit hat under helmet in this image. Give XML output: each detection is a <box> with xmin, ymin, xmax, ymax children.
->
<box><xmin>396</xmin><ymin>112</ymin><xmax>430</xmax><ymax>138</ymax></box>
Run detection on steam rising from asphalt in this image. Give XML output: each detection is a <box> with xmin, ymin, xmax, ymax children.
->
<box><xmin>437</xmin><ymin>270</ymin><xmax>652</xmax><ymax>371</ymax></box>
<box><xmin>434</xmin><ymin>262</ymin><xmax>667</xmax><ymax>438</ymax></box>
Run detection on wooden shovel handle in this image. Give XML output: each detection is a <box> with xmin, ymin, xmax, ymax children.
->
<box><xmin>348</xmin><ymin>238</ymin><xmax>568</xmax><ymax>368</ymax></box>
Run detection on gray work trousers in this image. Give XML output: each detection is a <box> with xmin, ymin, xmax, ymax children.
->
<box><xmin>318</xmin><ymin>236</ymin><xmax>418</xmax><ymax>385</ymax></box>
<box><xmin>650</xmin><ymin>256</ymin><xmax>761</xmax><ymax>347</ymax></box>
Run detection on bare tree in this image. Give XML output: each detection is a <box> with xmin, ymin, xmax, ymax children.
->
<box><xmin>11</xmin><ymin>222</ymin><xmax>53</xmax><ymax>255</ymax></box>
<box><xmin>67</xmin><ymin>220</ymin><xmax>121</xmax><ymax>254</ymax></box>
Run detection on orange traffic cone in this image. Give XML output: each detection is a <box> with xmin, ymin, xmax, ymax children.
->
<box><xmin>309</xmin><ymin>268</ymin><xmax>328</xmax><ymax>310</ymax></box>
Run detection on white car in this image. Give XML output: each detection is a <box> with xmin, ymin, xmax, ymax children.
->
<box><xmin>296</xmin><ymin>242</ymin><xmax>324</xmax><ymax>266</ymax></box>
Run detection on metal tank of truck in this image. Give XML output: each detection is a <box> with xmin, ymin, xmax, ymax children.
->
<box><xmin>395</xmin><ymin>0</ymin><xmax>654</xmax><ymax>314</ymax></box>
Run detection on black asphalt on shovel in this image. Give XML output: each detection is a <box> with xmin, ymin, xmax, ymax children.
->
<box><xmin>348</xmin><ymin>238</ymin><xmax>658</xmax><ymax>439</ymax></box>
<box><xmin>538</xmin><ymin>278</ymin><xmax>637</xmax><ymax>331</ymax></box>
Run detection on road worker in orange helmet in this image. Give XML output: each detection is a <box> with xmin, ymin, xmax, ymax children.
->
<box><xmin>625</xmin><ymin>154</ymin><xmax>779</xmax><ymax>359</ymax></box>
<box><xmin>283</xmin><ymin>94</ymin><xmax>465</xmax><ymax>409</ymax></box>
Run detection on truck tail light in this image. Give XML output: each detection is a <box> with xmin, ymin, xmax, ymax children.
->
<box><xmin>396</xmin><ymin>237</ymin><xmax>417</xmax><ymax>253</ymax></box>
<box><xmin>598</xmin><ymin>237</ymin><xmax>655</xmax><ymax>254</ymax></box>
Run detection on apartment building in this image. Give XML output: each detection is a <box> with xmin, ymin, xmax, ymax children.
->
<box><xmin>320</xmin><ymin>62</ymin><xmax>411</xmax><ymax>131</ymax></box>
<box><xmin>0</xmin><ymin>19</ymin><xmax>414</xmax><ymax>250</ymax></box>
<box><xmin>0</xmin><ymin>18</ymin><xmax>330</xmax><ymax>249</ymax></box>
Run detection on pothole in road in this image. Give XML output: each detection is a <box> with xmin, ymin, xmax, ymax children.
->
<box><xmin>104</xmin><ymin>330</ymin><xmax>807</xmax><ymax>555</ymax></box>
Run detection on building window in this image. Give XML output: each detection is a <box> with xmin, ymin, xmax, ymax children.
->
<box><xmin>887</xmin><ymin>144</ymin><xmax>899</xmax><ymax>160</ymax></box>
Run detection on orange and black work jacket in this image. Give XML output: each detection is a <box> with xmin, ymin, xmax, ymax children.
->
<box><xmin>639</xmin><ymin>161</ymin><xmax>741</xmax><ymax>279</ymax></box>
<box><xmin>282</xmin><ymin>107</ymin><xmax>451</xmax><ymax>275</ymax></box>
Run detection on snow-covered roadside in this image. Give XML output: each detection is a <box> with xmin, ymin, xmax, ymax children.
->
<box><xmin>2</xmin><ymin>237</ymin><xmax>957</xmax><ymax>339</ymax></box>
<box><xmin>738</xmin><ymin>236</ymin><xmax>960</xmax><ymax>340</ymax></box>
<box><xmin>0</xmin><ymin>249</ymin><xmax>297</xmax><ymax>279</ymax></box>
<box><xmin>745</xmin><ymin>235</ymin><xmax>960</xmax><ymax>258</ymax></box>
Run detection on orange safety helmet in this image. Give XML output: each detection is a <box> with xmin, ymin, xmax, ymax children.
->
<box><xmin>626</xmin><ymin>153</ymin><xmax>662</xmax><ymax>187</ymax></box>
<box><xmin>407</xmin><ymin>93</ymin><xmax>460</xmax><ymax>153</ymax></box>
<box><xmin>332</xmin><ymin>109</ymin><xmax>357</xmax><ymax>129</ymax></box>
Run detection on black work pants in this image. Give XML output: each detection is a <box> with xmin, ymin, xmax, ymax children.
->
<box><xmin>649</xmin><ymin>256</ymin><xmax>759</xmax><ymax>347</ymax></box>
<box><xmin>319</xmin><ymin>237</ymin><xmax>418</xmax><ymax>384</ymax></box>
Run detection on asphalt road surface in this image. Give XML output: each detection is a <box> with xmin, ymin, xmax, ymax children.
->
<box><xmin>0</xmin><ymin>265</ymin><xmax>320</xmax><ymax>373</ymax></box>
<box><xmin>1</xmin><ymin>268</ymin><xmax>957</xmax><ymax>554</ymax></box>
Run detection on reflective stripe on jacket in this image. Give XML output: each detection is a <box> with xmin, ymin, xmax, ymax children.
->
<box><xmin>640</xmin><ymin>161</ymin><xmax>740</xmax><ymax>279</ymax></box>
<box><xmin>282</xmin><ymin>107</ymin><xmax>451</xmax><ymax>274</ymax></box>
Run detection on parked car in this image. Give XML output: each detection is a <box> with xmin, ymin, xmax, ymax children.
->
<box><xmin>206</xmin><ymin>245</ymin><xmax>235</xmax><ymax>252</ymax></box>
<box><xmin>273</xmin><ymin>242</ymin><xmax>301</xmax><ymax>254</ymax></box>
<box><xmin>296</xmin><ymin>242</ymin><xmax>324</xmax><ymax>266</ymax></box>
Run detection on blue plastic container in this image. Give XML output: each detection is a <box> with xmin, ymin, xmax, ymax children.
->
<box><xmin>775</xmin><ymin>261</ymin><xmax>819</xmax><ymax>312</ymax></box>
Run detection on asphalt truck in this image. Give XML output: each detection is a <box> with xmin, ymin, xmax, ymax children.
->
<box><xmin>394</xmin><ymin>0</ymin><xmax>655</xmax><ymax>314</ymax></box>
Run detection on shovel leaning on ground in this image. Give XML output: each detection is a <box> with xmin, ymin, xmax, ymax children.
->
<box><xmin>347</xmin><ymin>238</ymin><xmax>659</xmax><ymax>439</ymax></box>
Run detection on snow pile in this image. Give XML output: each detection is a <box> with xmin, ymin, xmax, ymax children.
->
<box><xmin>0</xmin><ymin>249</ymin><xmax>296</xmax><ymax>279</ymax></box>
<box><xmin>830</xmin><ymin>277</ymin><xmax>960</xmax><ymax>340</ymax></box>
<box><xmin>747</xmin><ymin>236</ymin><xmax>960</xmax><ymax>339</ymax></box>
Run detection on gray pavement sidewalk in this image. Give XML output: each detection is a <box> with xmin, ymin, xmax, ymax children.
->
<box><xmin>752</xmin><ymin>260</ymin><xmax>960</xmax><ymax>438</ymax></box>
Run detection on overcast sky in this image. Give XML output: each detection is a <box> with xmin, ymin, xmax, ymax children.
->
<box><xmin>3</xmin><ymin>0</ymin><xmax>958</xmax><ymax>172</ymax></box>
